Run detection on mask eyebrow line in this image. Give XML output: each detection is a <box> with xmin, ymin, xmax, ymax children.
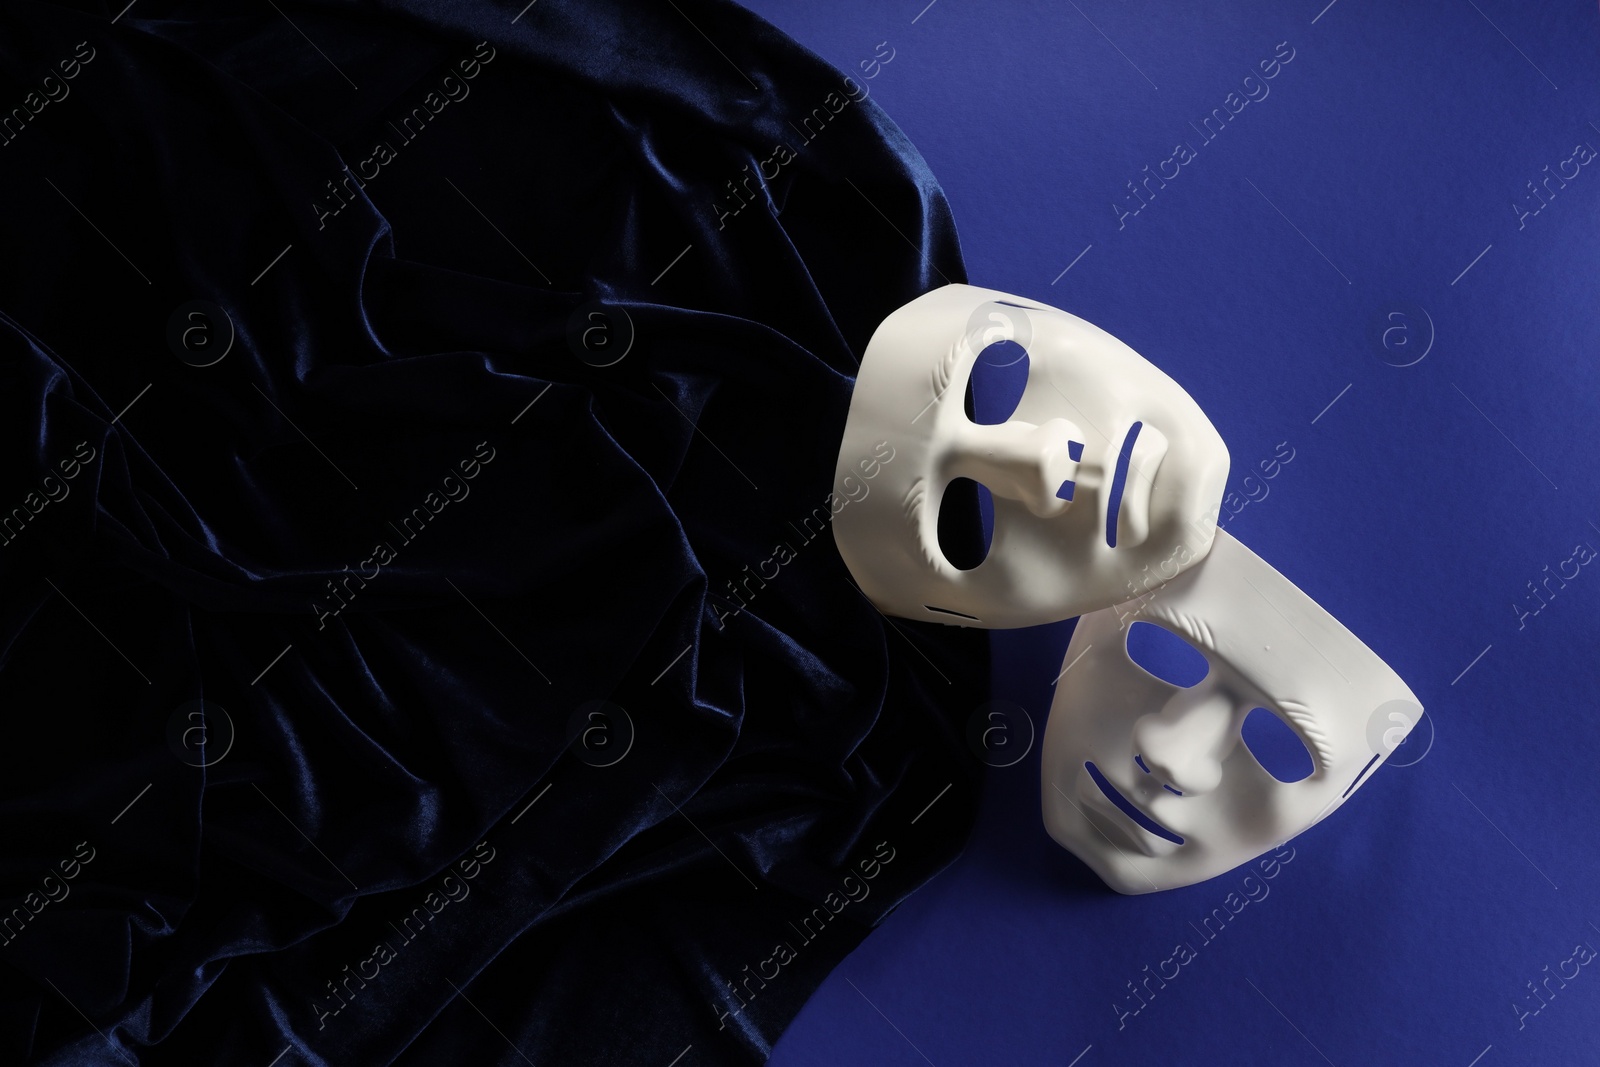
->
<box><xmin>929</xmin><ymin>338</ymin><xmax>963</xmax><ymax>406</ymax></box>
<box><xmin>1273</xmin><ymin>699</ymin><xmax>1334</xmax><ymax>771</ymax></box>
<box><xmin>1137</xmin><ymin>605</ymin><xmax>1218</xmax><ymax>657</ymax></box>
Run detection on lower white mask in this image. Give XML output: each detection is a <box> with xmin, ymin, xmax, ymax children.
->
<box><xmin>1040</xmin><ymin>530</ymin><xmax>1423</xmax><ymax>894</ymax></box>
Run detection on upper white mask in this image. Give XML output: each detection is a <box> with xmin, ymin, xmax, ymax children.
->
<box><xmin>1041</xmin><ymin>530</ymin><xmax>1423</xmax><ymax>894</ymax></box>
<box><xmin>832</xmin><ymin>284</ymin><xmax>1230</xmax><ymax>628</ymax></box>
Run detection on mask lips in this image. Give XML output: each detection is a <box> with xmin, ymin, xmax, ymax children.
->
<box><xmin>1105</xmin><ymin>421</ymin><xmax>1143</xmax><ymax>548</ymax></box>
<box><xmin>1085</xmin><ymin>760</ymin><xmax>1185</xmax><ymax>845</ymax></box>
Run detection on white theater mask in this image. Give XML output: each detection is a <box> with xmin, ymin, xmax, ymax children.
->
<box><xmin>1041</xmin><ymin>530</ymin><xmax>1423</xmax><ymax>894</ymax></box>
<box><xmin>832</xmin><ymin>284</ymin><xmax>1230</xmax><ymax>628</ymax></box>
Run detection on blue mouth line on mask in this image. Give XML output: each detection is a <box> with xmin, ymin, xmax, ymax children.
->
<box><xmin>1085</xmin><ymin>760</ymin><xmax>1184</xmax><ymax>844</ymax></box>
<box><xmin>1105</xmin><ymin>421</ymin><xmax>1143</xmax><ymax>548</ymax></box>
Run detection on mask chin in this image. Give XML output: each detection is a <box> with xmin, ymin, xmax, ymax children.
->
<box><xmin>1040</xmin><ymin>530</ymin><xmax>1424</xmax><ymax>894</ymax></box>
<box><xmin>832</xmin><ymin>283</ymin><xmax>1230</xmax><ymax>628</ymax></box>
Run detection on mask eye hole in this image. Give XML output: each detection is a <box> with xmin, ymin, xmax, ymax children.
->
<box><xmin>1241</xmin><ymin>707</ymin><xmax>1315</xmax><ymax>783</ymax></box>
<box><xmin>964</xmin><ymin>341</ymin><xmax>1029</xmax><ymax>425</ymax></box>
<box><xmin>1125</xmin><ymin>621</ymin><xmax>1209</xmax><ymax>687</ymax></box>
<box><xmin>937</xmin><ymin>477</ymin><xmax>993</xmax><ymax>570</ymax></box>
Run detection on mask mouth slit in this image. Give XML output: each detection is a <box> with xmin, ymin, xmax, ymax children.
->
<box><xmin>1104</xmin><ymin>421</ymin><xmax>1143</xmax><ymax>548</ymax></box>
<box><xmin>925</xmin><ymin>605</ymin><xmax>979</xmax><ymax>621</ymax></box>
<box><xmin>1341</xmin><ymin>753</ymin><xmax>1382</xmax><ymax>798</ymax></box>
<box><xmin>1085</xmin><ymin>761</ymin><xmax>1184</xmax><ymax>844</ymax></box>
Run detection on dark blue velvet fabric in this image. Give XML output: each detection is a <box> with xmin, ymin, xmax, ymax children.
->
<box><xmin>0</xmin><ymin>1</ymin><xmax>988</xmax><ymax>1063</ymax></box>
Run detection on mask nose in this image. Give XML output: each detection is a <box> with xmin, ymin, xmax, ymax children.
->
<box><xmin>1132</xmin><ymin>682</ymin><xmax>1244</xmax><ymax>797</ymax></box>
<box><xmin>946</xmin><ymin>417</ymin><xmax>1085</xmax><ymax>518</ymax></box>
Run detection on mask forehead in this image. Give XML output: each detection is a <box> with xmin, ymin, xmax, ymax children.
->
<box><xmin>1041</xmin><ymin>531</ymin><xmax>1422</xmax><ymax>893</ymax></box>
<box><xmin>833</xmin><ymin>283</ymin><xmax>1230</xmax><ymax>628</ymax></box>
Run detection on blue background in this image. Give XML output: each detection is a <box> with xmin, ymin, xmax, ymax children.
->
<box><xmin>739</xmin><ymin>1</ymin><xmax>1600</xmax><ymax>1064</ymax></box>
